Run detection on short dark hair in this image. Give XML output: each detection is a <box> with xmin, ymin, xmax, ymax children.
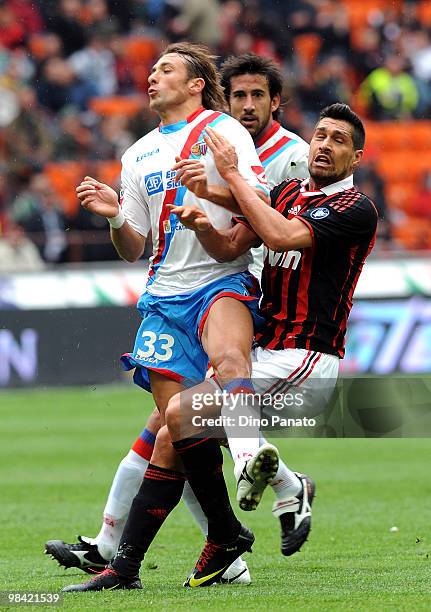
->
<box><xmin>161</xmin><ymin>42</ymin><xmax>226</xmax><ymax>111</ymax></box>
<box><xmin>318</xmin><ymin>103</ymin><xmax>365</xmax><ymax>150</ymax></box>
<box><xmin>220</xmin><ymin>53</ymin><xmax>283</xmax><ymax>118</ymax></box>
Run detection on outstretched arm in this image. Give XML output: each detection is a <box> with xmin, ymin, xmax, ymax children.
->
<box><xmin>167</xmin><ymin>204</ymin><xmax>258</xmax><ymax>262</ymax></box>
<box><xmin>204</xmin><ymin>128</ymin><xmax>312</xmax><ymax>252</ymax></box>
<box><xmin>76</xmin><ymin>176</ymin><xmax>146</xmax><ymax>262</ymax></box>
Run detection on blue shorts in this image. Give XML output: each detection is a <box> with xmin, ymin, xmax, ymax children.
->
<box><xmin>121</xmin><ymin>271</ymin><xmax>263</xmax><ymax>392</ymax></box>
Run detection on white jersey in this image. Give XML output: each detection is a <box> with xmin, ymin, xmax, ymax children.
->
<box><xmin>255</xmin><ymin>121</ymin><xmax>309</xmax><ymax>188</ymax></box>
<box><xmin>250</xmin><ymin>122</ymin><xmax>309</xmax><ymax>279</ymax></box>
<box><xmin>120</xmin><ymin>107</ymin><xmax>268</xmax><ymax>296</ymax></box>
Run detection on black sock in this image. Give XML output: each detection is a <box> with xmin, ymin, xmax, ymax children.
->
<box><xmin>112</xmin><ymin>464</ymin><xmax>185</xmax><ymax>577</ymax></box>
<box><xmin>173</xmin><ymin>437</ymin><xmax>241</xmax><ymax>544</ymax></box>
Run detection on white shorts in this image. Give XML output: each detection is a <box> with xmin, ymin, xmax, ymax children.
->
<box><xmin>250</xmin><ymin>347</ymin><xmax>339</xmax><ymax>419</ymax></box>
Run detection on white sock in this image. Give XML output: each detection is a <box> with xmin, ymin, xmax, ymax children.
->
<box><xmin>221</xmin><ymin>391</ymin><xmax>260</xmax><ymax>478</ymax></box>
<box><xmin>182</xmin><ymin>481</ymin><xmax>208</xmax><ymax>536</ymax></box>
<box><xmin>93</xmin><ymin>449</ymin><xmax>148</xmax><ymax>560</ymax></box>
<box><xmin>259</xmin><ymin>435</ymin><xmax>301</xmax><ymax>499</ymax></box>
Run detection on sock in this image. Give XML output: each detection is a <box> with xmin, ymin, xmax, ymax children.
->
<box><xmin>173</xmin><ymin>437</ymin><xmax>241</xmax><ymax>544</ymax></box>
<box><xmin>182</xmin><ymin>481</ymin><xmax>208</xmax><ymax>535</ymax></box>
<box><xmin>93</xmin><ymin>428</ymin><xmax>156</xmax><ymax>560</ymax></box>
<box><xmin>221</xmin><ymin>379</ymin><xmax>260</xmax><ymax>478</ymax></box>
<box><xmin>112</xmin><ymin>464</ymin><xmax>185</xmax><ymax>577</ymax></box>
<box><xmin>259</xmin><ymin>435</ymin><xmax>301</xmax><ymax>500</ymax></box>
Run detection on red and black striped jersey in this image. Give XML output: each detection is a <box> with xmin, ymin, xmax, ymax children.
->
<box><xmin>256</xmin><ymin>178</ymin><xmax>378</xmax><ymax>358</ymax></box>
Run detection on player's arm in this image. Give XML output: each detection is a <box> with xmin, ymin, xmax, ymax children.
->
<box><xmin>167</xmin><ymin>204</ymin><xmax>258</xmax><ymax>262</ymax></box>
<box><xmin>76</xmin><ymin>176</ymin><xmax>146</xmax><ymax>262</ymax></box>
<box><xmin>204</xmin><ymin>128</ymin><xmax>312</xmax><ymax>252</ymax></box>
<box><xmin>172</xmin><ymin>157</ymin><xmax>269</xmax><ymax>214</ymax></box>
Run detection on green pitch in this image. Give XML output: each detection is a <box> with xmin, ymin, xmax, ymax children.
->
<box><xmin>1</xmin><ymin>386</ymin><xmax>430</xmax><ymax>611</ymax></box>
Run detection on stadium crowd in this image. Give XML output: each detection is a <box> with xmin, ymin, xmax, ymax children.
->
<box><xmin>1</xmin><ymin>0</ymin><xmax>431</xmax><ymax>268</ymax></box>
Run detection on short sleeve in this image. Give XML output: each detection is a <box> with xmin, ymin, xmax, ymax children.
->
<box><xmin>299</xmin><ymin>195</ymin><xmax>378</xmax><ymax>247</ymax></box>
<box><xmin>120</xmin><ymin>155</ymin><xmax>150</xmax><ymax>237</ymax></box>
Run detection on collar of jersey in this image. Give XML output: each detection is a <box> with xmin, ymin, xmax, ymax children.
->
<box><xmin>159</xmin><ymin>107</ymin><xmax>206</xmax><ymax>134</ymax></box>
<box><xmin>255</xmin><ymin>121</ymin><xmax>280</xmax><ymax>148</ymax></box>
<box><xmin>300</xmin><ymin>174</ymin><xmax>354</xmax><ymax>197</ymax></box>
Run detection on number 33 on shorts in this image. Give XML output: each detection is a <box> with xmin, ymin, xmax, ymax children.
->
<box><xmin>136</xmin><ymin>331</ymin><xmax>175</xmax><ymax>362</ymax></box>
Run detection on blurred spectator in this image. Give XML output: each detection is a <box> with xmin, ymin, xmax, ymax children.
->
<box><xmin>11</xmin><ymin>173</ymin><xmax>68</xmax><ymax>263</ymax></box>
<box><xmin>355</xmin><ymin>160</ymin><xmax>392</xmax><ymax>244</ymax></box>
<box><xmin>7</xmin><ymin>0</ymin><xmax>43</xmax><ymax>35</ymax></box>
<box><xmin>359</xmin><ymin>54</ymin><xmax>419</xmax><ymax>120</ymax></box>
<box><xmin>0</xmin><ymin>220</ymin><xmax>46</xmax><ymax>272</ymax></box>
<box><xmin>47</xmin><ymin>0</ymin><xmax>87</xmax><ymax>56</ymax></box>
<box><xmin>69</xmin><ymin>26</ymin><xmax>118</xmax><ymax>96</ymax></box>
<box><xmin>352</xmin><ymin>28</ymin><xmax>385</xmax><ymax>83</ymax></box>
<box><xmin>5</xmin><ymin>86</ymin><xmax>54</xmax><ymax>180</ymax></box>
<box><xmin>297</xmin><ymin>54</ymin><xmax>352</xmax><ymax>121</ymax></box>
<box><xmin>409</xmin><ymin>171</ymin><xmax>431</xmax><ymax>218</ymax></box>
<box><xmin>93</xmin><ymin>115</ymin><xmax>134</xmax><ymax>159</ymax></box>
<box><xmin>316</xmin><ymin>3</ymin><xmax>351</xmax><ymax>60</ymax></box>
<box><xmin>164</xmin><ymin>0</ymin><xmax>222</xmax><ymax>47</ymax></box>
<box><xmin>0</xmin><ymin>0</ymin><xmax>26</xmax><ymax>48</ymax></box>
<box><xmin>36</xmin><ymin>57</ymin><xmax>98</xmax><ymax>112</ymax></box>
<box><xmin>53</xmin><ymin>107</ymin><xmax>95</xmax><ymax>161</ymax></box>
<box><xmin>85</xmin><ymin>0</ymin><xmax>120</xmax><ymax>33</ymax></box>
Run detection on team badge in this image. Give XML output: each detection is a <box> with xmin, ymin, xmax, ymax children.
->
<box><xmin>310</xmin><ymin>207</ymin><xmax>330</xmax><ymax>219</ymax></box>
<box><xmin>163</xmin><ymin>220</ymin><xmax>171</xmax><ymax>233</ymax></box>
<box><xmin>190</xmin><ymin>140</ymin><xmax>207</xmax><ymax>157</ymax></box>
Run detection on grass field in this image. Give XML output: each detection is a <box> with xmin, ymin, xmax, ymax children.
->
<box><xmin>1</xmin><ymin>385</ymin><xmax>430</xmax><ymax>611</ymax></box>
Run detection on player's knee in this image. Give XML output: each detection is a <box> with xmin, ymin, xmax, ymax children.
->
<box><xmin>146</xmin><ymin>407</ymin><xmax>161</xmax><ymax>434</ymax></box>
<box><xmin>212</xmin><ymin>347</ymin><xmax>250</xmax><ymax>381</ymax></box>
<box><xmin>165</xmin><ymin>393</ymin><xmax>182</xmax><ymax>436</ymax></box>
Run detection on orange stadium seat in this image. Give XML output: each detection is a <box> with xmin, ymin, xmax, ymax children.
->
<box><xmin>393</xmin><ymin>217</ymin><xmax>431</xmax><ymax>250</ymax></box>
<box><xmin>89</xmin><ymin>96</ymin><xmax>145</xmax><ymax>118</ymax></box>
<box><xmin>125</xmin><ymin>37</ymin><xmax>159</xmax><ymax>62</ymax></box>
<box><xmin>44</xmin><ymin>162</ymin><xmax>85</xmax><ymax>216</ymax></box>
<box><xmin>96</xmin><ymin>160</ymin><xmax>121</xmax><ymax>188</ymax></box>
<box><xmin>385</xmin><ymin>181</ymin><xmax>417</xmax><ymax>212</ymax></box>
<box><xmin>376</xmin><ymin>152</ymin><xmax>431</xmax><ymax>182</ymax></box>
<box><xmin>293</xmin><ymin>34</ymin><xmax>322</xmax><ymax>70</ymax></box>
<box><xmin>417</xmin><ymin>0</ymin><xmax>431</xmax><ymax>25</ymax></box>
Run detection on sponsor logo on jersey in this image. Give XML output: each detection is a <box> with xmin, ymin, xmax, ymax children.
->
<box><xmin>310</xmin><ymin>207</ymin><xmax>330</xmax><ymax>219</ymax></box>
<box><xmin>266</xmin><ymin>248</ymin><xmax>302</xmax><ymax>270</ymax></box>
<box><xmin>190</xmin><ymin>140</ymin><xmax>207</xmax><ymax>157</ymax></box>
<box><xmin>136</xmin><ymin>147</ymin><xmax>160</xmax><ymax>162</ymax></box>
<box><xmin>288</xmin><ymin>204</ymin><xmax>301</xmax><ymax>215</ymax></box>
<box><xmin>145</xmin><ymin>171</ymin><xmax>163</xmax><ymax>196</ymax></box>
<box><xmin>166</xmin><ymin>170</ymin><xmax>182</xmax><ymax>190</ymax></box>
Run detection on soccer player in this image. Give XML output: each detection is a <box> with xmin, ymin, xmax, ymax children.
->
<box><xmin>161</xmin><ymin>103</ymin><xmax>378</xmax><ymax>585</ymax></box>
<box><xmin>60</xmin><ymin>42</ymin><xmax>269</xmax><ymax>592</ymax></box>
<box><xmin>46</xmin><ymin>54</ymin><xmax>310</xmax><ymax>577</ymax></box>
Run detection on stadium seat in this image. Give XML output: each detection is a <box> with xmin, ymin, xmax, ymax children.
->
<box><xmin>376</xmin><ymin>152</ymin><xmax>431</xmax><ymax>182</ymax></box>
<box><xmin>393</xmin><ymin>217</ymin><xmax>431</xmax><ymax>250</ymax></box>
<box><xmin>417</xmin><ymin>0</ymin><xmax>431</xmax><ymax>25</ymax></box>
<box><xmin>89</xmin><ymin>96</ymin><xmax>146</xmax><ymax>118</ymax></box>
<box><xmin>385</xmin><ymin>181</ymin><xmax>417</xmax><ymax>212</ymax></box>
<box><xmin>44</xmin><ymin>162</ymin><xmax>85</xmax><ymax>215</ymax></box>
<box><xmin>293</xmin><ymin>34</ymin><xmax>322</xmax><ymax>70</ymax></box>
<box><xmin>97</xmin><ymin>160</ymin><xmax>121</xmax><ymax>189</ymax></box>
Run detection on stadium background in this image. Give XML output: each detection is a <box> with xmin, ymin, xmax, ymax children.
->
<box><xmin>0</xmin><ymin>0</ymin><xmax>430</xmax><ymax>609</ymax></box>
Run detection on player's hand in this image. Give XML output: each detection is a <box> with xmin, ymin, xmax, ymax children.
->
<box><xmin>204</xmin><ymin>127</ymin><xmax>239</xmax><ymax>180</ymax></box>
<box><xmin>172</xmin><ymin>156</ymin><xmax>210</xmax><ymax>199</ymax></box>
<box><xmin>167</xmin><ymin>204</ymin><xmax>212</xmax><ymax>233</ymax></box>
<box><xmin>76</xmin><ymin>176</ymin><xmax>119</xmax><ymax>218</ymax></box>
